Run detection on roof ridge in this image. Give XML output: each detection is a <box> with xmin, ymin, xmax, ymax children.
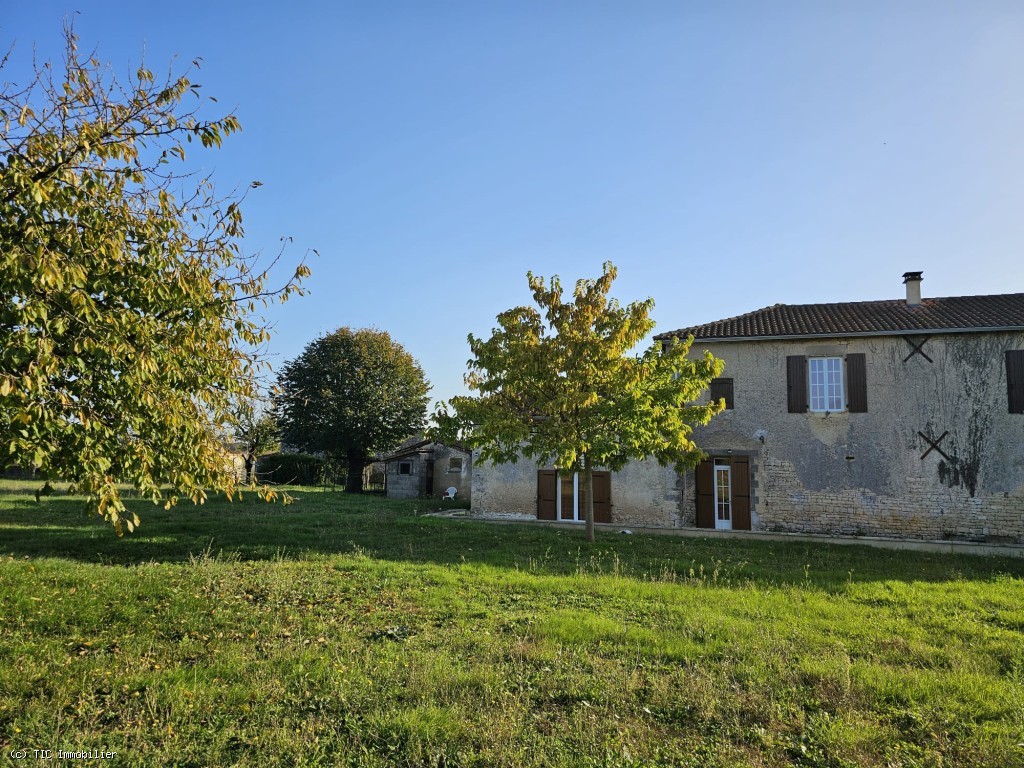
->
<box><xmin>761</xmin><ymin>292</ymin><xmax>1024</xmax><ymax>310</ymax></box>
<box><xmin>654</xmin><ymin>291</ymin><xmax>1024</xmax><ymax>341</ymax></box>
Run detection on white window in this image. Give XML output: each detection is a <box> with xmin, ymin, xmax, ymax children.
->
<box><xmin>809</xmin><ymin>357</ymin><xmax>844</xmax><ymax>412</ymax></box>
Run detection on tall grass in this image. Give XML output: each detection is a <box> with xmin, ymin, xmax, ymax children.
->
<box><xmin>1</xmin><ymin>480</ymin><xmax>1022</xmax><ymax>766</ymax></box>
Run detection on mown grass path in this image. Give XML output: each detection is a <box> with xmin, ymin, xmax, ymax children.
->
<box><xmin>2</xmin><ymin>482</ymin><xmax>1023</xmax><ymax>767</ymax></box>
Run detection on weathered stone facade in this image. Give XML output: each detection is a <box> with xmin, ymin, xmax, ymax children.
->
<box><xmin>432</xmin><ymin>443</ymin><xmax>472</xmax><ymax>501</ymax></box>
<box><xmin>470</xmin><ymin>331</ymin><xmax>1024</xmax><ymax>542</ymax></box>
<box><xmin>385</xmin><ymin>455</ymin><xmax>425</xmax><ymax>498</ymax></box>
<box><xmin>685</xmin><ymin>332</ymin><xmax>1024</xmax><ymax>543</ymax></box>
<box><xmin>471</xmin><ymin>456</ymin><xmax>682</xmax><ymax>527</ymax></box>
<box><xmin>471</xmin><ymin>456</ymin><xmax>538</xmax><ymax>517</ymax></box>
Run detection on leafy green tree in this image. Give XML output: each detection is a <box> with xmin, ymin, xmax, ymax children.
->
<box><xmin>0</xmin><ymin>27</ymin><xmax>308</xmax><ymax>533</ymax></box>
<box><xmin>233</xmin><ymin>405</ymin><xmax>280</xmax><ymax>484</ymax></box>
<box><xmin>274</xmin><ymin>328</ymin><xmax>431</xmax><ymax>493</ymax></box>
<box><xmin>434</xmin><ymin>262</ymin><xmax>725</xmax><ymax>542</ymax></box>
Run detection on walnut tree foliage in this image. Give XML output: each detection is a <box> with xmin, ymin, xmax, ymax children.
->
<box><xmin>0</xmin><ymin>28</ymin><xmax>309</xmax><ymax>533</ymax></box>
<box><xmin>434</xmin><ymin>262</ymin><xmax>725</xmax><ymax>541</ymax></box>
<box><xmin>274</xmin><ymin>328</ymin><xmax>431</xmax><ymax>493</ymax></box>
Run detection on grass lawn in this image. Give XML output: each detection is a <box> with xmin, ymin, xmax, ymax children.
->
<box><xmin>1</xmin><ymin>480</ymin><xmax>1023</xmax><ymax>767</ymax></box>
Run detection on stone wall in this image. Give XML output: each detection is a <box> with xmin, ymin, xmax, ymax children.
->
<box><xmin>385</xmin><ymin>454</ymin><xmax>425</xmax><ymax>499</ymax></box>
<box><xmin>604</xmin><ymin>460</ymin><xmax>681</xmax><ymax>527</ymax></box>
<box><xmin>471</xmin><ymin>455</ymin><xmax>680</xmax><ymax>527</ymax></box>
<box><xmin>432</xmin><ymin>444</ymin><xmax>472</xmax><ymax>502</ymax></box>
<box><xmin>471</xmin><ymin>456</ymin><xmax>539</xmax><ymax>516</ymax></box>
<box><xmin>752</xmin><ymin>457</ymin><xmax>1024</xmax><ymax>542</ymax></box>
<box><xmin>681</xmin><ymin>331</ymin><xmax>1024</xmax><ymax>543</ymax></box>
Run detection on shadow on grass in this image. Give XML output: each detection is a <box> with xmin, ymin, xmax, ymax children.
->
<box><xmin>2</xmin><ymin>484</ymin><xmax>1023</xmax><ymax>588</ymax></box>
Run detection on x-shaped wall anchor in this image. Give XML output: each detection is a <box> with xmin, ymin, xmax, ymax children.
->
<box><xmin>918</xmin><ymin>430</ymin><xmax>951</xmax><ymax>462</ymax></box>
<box><xmin>903</xmin><ymin>335</ymin><xmax>933</xmax><ymax>363</ymax></box>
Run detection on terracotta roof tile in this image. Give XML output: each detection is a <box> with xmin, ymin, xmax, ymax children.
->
<box><xmin>655</xmin><ymin>293</ymin><xmax>1024</xmax><ymax>341</ymax></box>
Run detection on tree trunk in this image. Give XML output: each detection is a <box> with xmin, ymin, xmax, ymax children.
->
<box><xmin>243</xmin><ymin>454</ymin><xmax>255</xmax><ymax>484</ymax></box>
<box><xmin>346</xmin><ymin>452</ymin><xmax>365</xmax><ymax>493</ymax></box>
<box><xmin>582</xmin><ymin>454</ymin><xmax>595</xmax><ymax>543</ymax></box>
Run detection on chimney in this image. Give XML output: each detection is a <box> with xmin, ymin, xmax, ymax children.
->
<box><xmin>902</xmin><ymin>271</ymin><xmax>923</xmax><ymax>306</ymax></box>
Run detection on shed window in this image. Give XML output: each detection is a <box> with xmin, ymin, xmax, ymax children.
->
<box><xmin>447</xmin><ymin>457</ymin><xmax>463</xmax><ymax>473</ymax></box>
<box><xmin>398</xmin><ymin>461</ymin><xmax>412</xmax><ymax>475</ymax></box>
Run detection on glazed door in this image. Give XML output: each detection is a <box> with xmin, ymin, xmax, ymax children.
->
<box><xmin>714</xmin><ymin>463</ymin><xmax>732</xmax><ymax>530</ymax></box>
<box><xmin>696</xmin><ymin>457</ymin><xmax>751</xmax><ymax>531</ymax></box>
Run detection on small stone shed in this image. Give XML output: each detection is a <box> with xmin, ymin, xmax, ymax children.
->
<box><xmin>379</xmin><ymin>439</ymin><xmax>472</xmax><ymax>501</ymax></box>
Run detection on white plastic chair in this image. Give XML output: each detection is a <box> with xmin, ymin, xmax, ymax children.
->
<box><xmin>442</xmin><ymin>487</ymin><xmax>457</xmax><ymax>500</ymax></box>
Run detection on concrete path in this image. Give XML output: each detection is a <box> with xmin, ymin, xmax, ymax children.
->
<box><xmin>428</xmin><ymin>510</ymin><xmax>1024</xmax><ymax>558</ymax></box>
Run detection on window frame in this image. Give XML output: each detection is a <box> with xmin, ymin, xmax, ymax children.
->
<box><xmin>808</xmin><ymin>356</ymin><xmax>845</xmax><ymax>413</ymax></box>
<box><xmin>1008</xmin><ymin>350</ymin><xmax>1024</xmax><ymax>414</ymax></box>
<box><xmin>713</xmin><ymin>462</ymin><xmax>732</xmax><ymax>530</ymax></box>
<box><xmin>447</xmin><ymin>457</ymin><xmax>464</xmax><ymax>473</ymax></box>
<box><xmin>709</xmin><ymin>377</ymin><xmax>734</xmax><ymax>410</ymax></box>
<box><xmin>397</xmin><ymin>461</ymin><xmax>413</xmax><ymax>476</ymax></box>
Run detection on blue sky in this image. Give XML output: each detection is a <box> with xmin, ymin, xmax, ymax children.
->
<box><xmin>6</xmin><ymin>2</ymin><xmax>1024</xmax><ymax>408</ymax></box>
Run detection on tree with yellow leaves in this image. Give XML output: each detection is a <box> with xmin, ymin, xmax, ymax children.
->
<box><xmin>0</xmin><ymin>26</ymin><xmax>309</xmax><ymax>532</ymax></box>
<box><xmin>435</xmin><ymin>263</ymin><xmax>725</xmax><ymax>542</ymax></box>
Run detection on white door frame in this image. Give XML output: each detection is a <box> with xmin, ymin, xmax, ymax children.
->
<box><xmin>554</xmin><ymin>471</ymin><xmax>581</xmax><ymax>522</ymax></box>
<box><xmin>714</xmin><ymin>463</ymin><xmax>732</xmax><ymax>530</ymax></box>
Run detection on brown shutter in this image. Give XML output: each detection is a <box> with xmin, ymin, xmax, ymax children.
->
<box><xmin>731</xmin><ymin>456</ymin><xmax>751</xmax><ymax>531</ymax></box>
<box><xmin>560</xmin><ymin>474</ymin><xmax>576</xmax><ymax>520</ymax></box>
<box><xmin>537</xmin><ymin>470</ymin><xmax>557</xmax><ymax>520</ymax></box>
<box><xmin>695</xmin><ymin>459</ymin><xmax>714</xmax><ymax>528</ymax></box>
<box><xmin>846</xmin><ymin>353</ymin><xmax>868</xmax><ymax>413</ymax></box>
<box><xmin>592</xmin><ymin>471</ymin><xmax>612</xmax><ymax>523</ymax></box>
<box><xmin>787</xmin><ymin>356</ymin><xmax>808</xmax><ymax>413</ymax></box>
<box><xmin>710</xmin><ymin>378</ymin><xmax>734</xmax><ymax>410</ymax></box>
<box><xmin>1008</xmin><ymin>351</ymin><xmax>1024</xmax><ymax>414</ymax></box>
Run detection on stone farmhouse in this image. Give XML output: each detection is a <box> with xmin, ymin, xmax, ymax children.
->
<box><xmin>470</xmin><ymin>272</ymin><xmax>1024</xmax><ymax>543</ymax></box>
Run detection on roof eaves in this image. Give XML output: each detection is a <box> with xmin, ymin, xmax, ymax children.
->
<box><xmin>378</xmin><ymin>439</ymin><xmax>433</xmax><ymax>462</ymax></box>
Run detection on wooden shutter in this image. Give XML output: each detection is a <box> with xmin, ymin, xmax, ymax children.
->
<box><xmin>560</xmin><ymin>474</ymin><xmax>576</xmax><ymax>520</ymax></box>
<box><xmin>731</xmin><ymin>456</ymin><xmax>751</xmax><ymax>531</ymax></box>
<box><xmin>846</xmin><ymin>353</ymin><xmax>868</xmax><ymax>413</ymax></box>
<box><xmin>1008</xmin><ymin>351</ymin><xmax>1024</xmax><ymax>414</ymax></box>
<box><xmin>786</xmin><ymin>356</ymin><xmax>808</xmax><ymax>413</ymax></box>
<box><xmin>537</xmin><ymin>470</ymin><xmax>557</xmax><ymax>520</ymax></box>
<box><xmin>695</xmin><ymin>459</ymin><xmax>715</xmax><ymax>528</ymax></box>
<box><xmin>592</xmin><ymin>471</ymin><xmax>612</xmax><ymax>523</ymax></box>
<box><xmin>710</xmin><ymin>378</ymin><xmax>734</xmax><ymax>410</ymax></box>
